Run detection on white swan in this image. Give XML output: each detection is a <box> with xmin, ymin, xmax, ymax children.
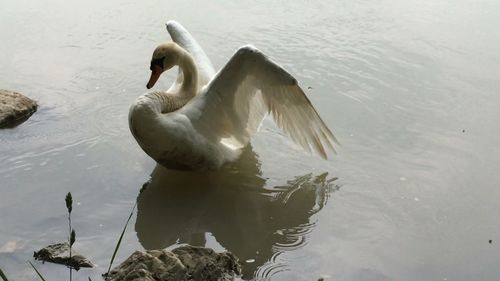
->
<box><xmin>129</xmin><ymin>21</ymin><xmax>338</xmax><ymax>170</ymax></box>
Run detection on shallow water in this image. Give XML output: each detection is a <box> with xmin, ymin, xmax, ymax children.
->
<box><xmin>1</xmin><ymin>0</ymin><xmax>500</xmax><ymax>280</ymax></box>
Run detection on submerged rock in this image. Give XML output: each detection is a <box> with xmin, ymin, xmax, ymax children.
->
<box><xmin>0</xmin><ymin>89</ymin><xmax>37</xmax><ymax>128</ymax></box>
<box><xmin>33</xmin><ymin>242</ymin><xmax>94</xmax><ymax>270</ymax></box>
<box><xmin>105</xmin><ymin>246</ymin><xmax>241</xmax><ymax>281</ymax></box>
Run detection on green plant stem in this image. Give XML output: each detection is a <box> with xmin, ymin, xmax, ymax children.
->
<box><xmin>106</xmin><ymin>202</ymin><xmax>137</xmax><ymax>276</ymax></box>
<box><xmin>69</xmin><ymin>208</ymin><xmax>73</xmax><ymax>281</ymax></box>
<box><xmin>0</xmin><ymin>268</ymin><xmax>9</xmax><ymax>281</ymax></box>
<box><xmin>28</xmin><ymin>261</ymin><xmax>47</xmax><ymax>281</ymax></box>
<box><xmin>64</xmin><ymin>192</ymin><xmax>75</xmax><ymax>281</ymax></box>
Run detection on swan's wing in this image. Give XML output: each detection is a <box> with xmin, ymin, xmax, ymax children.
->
<box><xmin>166</xmin><ymin>21</ymin><xmax>215</xmax><ymax>88</ymax></box>
<box><xmin>184</xmin><ymin>45</ymin><xmax>338</xmax><ymax>159</ymax></box>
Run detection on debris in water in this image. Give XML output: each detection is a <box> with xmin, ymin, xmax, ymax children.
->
<box><xmin>245</xmin><ymin>259</ymin><xmax>255</xmax><ymax>263</ymax></box>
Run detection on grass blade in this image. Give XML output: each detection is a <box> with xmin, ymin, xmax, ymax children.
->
<box><xmin>28</xmin><ymin>261</ymin><xmax>47</xmax><ymax>281</ymax></box>
<box><xmin>106</xmin><ymin>202</ymin><xmax>137</xmax><ymax>275</ymax></box>
<box><xmin>0</xmin><ymin>268</ymin><xmax>9</xmax><ymax>281</ymax></box>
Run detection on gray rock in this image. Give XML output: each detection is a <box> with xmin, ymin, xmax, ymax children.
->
<box><xmin>0</xmin><ymin>89</ymin><xmax>37</xmax><ymax>128</ymax></box>
<box><xmin>34</xmin><ymin>242</ymin><xmax>94</xmax><ymax>270</ymax></box>
<box><xmin>105</xmin><ymin>246</ymin><xmax>241</xmax><ymax>281</ymax></box>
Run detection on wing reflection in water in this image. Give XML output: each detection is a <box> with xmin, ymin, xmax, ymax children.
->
<box><xmin>135</xmin><ymin>147</ymin><xmax>338</xmax><ymax>279</ymax></box>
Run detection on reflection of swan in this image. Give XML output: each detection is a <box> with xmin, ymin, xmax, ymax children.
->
<box><xmin>135</xmin><ymin>146</ymin><xmax>338</xmax><ymax>279</ymax></box>
<box><xmin>129</xmin><ymin>21</ymin><xmax>338</xmax><ymax>170</ymax></box>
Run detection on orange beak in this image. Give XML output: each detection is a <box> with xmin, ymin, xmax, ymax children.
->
<box><xmin>147</xmin><ymin>65</ymin><xmax>163</xmax><ymax>89</ymax></box>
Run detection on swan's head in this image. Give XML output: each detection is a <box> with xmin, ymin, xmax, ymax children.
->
<box><xmin>147</xmin><ymin>42</ymin><xmax>180</xmax><ymax>89</ymax></box>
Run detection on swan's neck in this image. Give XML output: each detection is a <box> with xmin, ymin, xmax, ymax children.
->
<box><xmin>154</xmin><ymin>48</ymin><xmax>198</xmax><ymax>113</ymax></box>
<box><xmin>178</xmin><ymin>48</ymin><xmax>198</xmax><ymax>97</ymax></box>
<box><xmin>135</xmin><ymin>47</ymin><xmax>199</xmax><ymax>115</ymax></box>
<box><xmin>129</xmin><ymin>46</ymin><xmax>198</xmax><ymax>124</ymax></box>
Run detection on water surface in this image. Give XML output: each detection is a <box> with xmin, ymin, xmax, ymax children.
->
<box><xmin>1</xmin><ymin>0</ymin><xmax>500</xmax><ymax>280</ymax></box>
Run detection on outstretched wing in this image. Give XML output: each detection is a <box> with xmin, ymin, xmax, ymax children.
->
<box><xmin>166</xmin><ymin>21</ymin><xmax>216</xmax><ymax>91</ymax></box>
<box><xmin>182</xmin><ymin>45</ymin><xmax>338</xmax><ymax>159</ymax></box>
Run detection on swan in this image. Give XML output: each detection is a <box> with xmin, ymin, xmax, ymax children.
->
<box><xmin>129</xmin><ymin>21</ymin><xmax>338</xmax><ymax>170</ymax></box>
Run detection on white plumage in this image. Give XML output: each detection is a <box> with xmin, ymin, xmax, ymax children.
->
<box><xmin>129</xmin><ymin>21</ymin><xmax>338</xmax><ymax>170</ymax></box>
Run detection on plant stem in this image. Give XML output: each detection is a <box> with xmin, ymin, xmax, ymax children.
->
<box><xmin>68</xmin><ymin>202</ymin><xmax>72</xmax><ymax>281</ymax></box>
<box><xmin>0</xmin><ymin>268</ymin><xmax>9</xmax><ymax>281</ymax></box>
<box><xmin>106</xmin><ymin>202</ymin><xmax>137</xmax><ymax>277</ymax></box>
<box><xmin>28</xmin><ymin>261</ymin><xmax>47</xmax><ymax>281</ymax></box>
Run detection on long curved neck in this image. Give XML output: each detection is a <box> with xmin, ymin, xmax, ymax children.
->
<box><xmin>177</xmin><ymin>47</ymin><xmax>198</xmax><ymax>97</ymax></box>
<box><xmin>130</xmin><ymin>45</ymin><xmax>199</xmax><ymax>126</ymax></box>
<box><xmin>154</xmin><ymin>47</ymin><xmax>198</xmax><ymax>113</ymax></box>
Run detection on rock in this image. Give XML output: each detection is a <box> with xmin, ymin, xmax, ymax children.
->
<box><xmin>105</xmin><ymin>246</ymin><xmax>241</xmax><ymax>281</ymax></box>
<box><xmin>172</xmin><ymin>246</ymin><xmax>241</xmax><ymax>281</ymax></box>
<box><xmin>0</xmin><ymin>89</ymin><xmax>37</xmax><ymax>128</ymax></box>
<box><xmin>33</xmin><ymin>242</ymin><xmax>94</xmax><ymax>270</ymax></box>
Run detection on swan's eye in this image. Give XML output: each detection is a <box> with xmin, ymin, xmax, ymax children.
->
<box><xmin>150</xmin><ymin>57</ymin><xmax>165</xmax><ymax>71</ymax></box>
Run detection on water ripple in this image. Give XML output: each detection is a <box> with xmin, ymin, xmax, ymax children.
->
<box><xmin>255</xmin><ymin>252</ymin><xmax>290</xmax><ymax>280</ymax></box>
<box><xmin>0</xmin><ymin>136</ymin><xmax>99</xmax><ymax>175</ymax></box>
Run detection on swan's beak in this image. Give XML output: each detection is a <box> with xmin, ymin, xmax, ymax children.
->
<box><xmin>147</xmin><ymin>65</ymin><xmax>163</xmax><ymax>89</ymax></box>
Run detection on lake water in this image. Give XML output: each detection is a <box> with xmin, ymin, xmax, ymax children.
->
<box><xmin>1</xmin><ymin>0</ymin><xmax>500</xmax><ymax>280</ymax></box>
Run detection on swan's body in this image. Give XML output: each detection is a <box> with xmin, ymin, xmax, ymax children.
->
<box><xmin>129</xmin><ymin>21</ymin><xmax>338</xmax><ymax>170</ymax></box>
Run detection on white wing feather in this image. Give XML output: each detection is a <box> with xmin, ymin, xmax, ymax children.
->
<box><xmin>182</xmin><ymin>45</ymin><xmax>338</xmax><ymax>159</ymax></box>
<box><xmin>166</xmin><ymin>21</ymin><xmax>216</xmax><ymax>91</ymax></box>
